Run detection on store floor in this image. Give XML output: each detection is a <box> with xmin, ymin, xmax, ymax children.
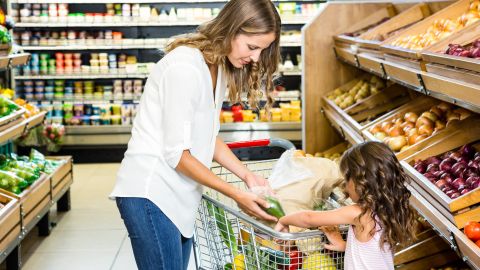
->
<box><xmin>0</xmin><ymin>163</ymin><xmax>196</xmax><ymax>270</ymax></box>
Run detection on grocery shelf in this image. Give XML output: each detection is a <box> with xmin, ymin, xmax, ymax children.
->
<box><xmin>0</xmin><ymin>53</ymin><xmax>30</xmax><ymax>70</ymax></box>
<box><xmin>26</xmin><ymin>97</ymin><xmax>140</xmax><ymax>104</ymax></box>
<box><xmin>62</xmin><ymin>122</ymin><xmax>301</xmax><ymax>145</ymax></box>
<box><xmin>335</xmin><ymin>52</ymin><xmax>480</xmax><ymax>115</ymax></box>
<box><xmin>15</xmin><ymin>17</ymin><xmax>310</xmax><ymax>28</ymax></box>
<box><xmin>15</xmin><ymin>73</ymin><xmax>149</xmax><ymax>80</ymax></box>
<box><xmin>11</xmin><ymin>0</ymin><xmax>321</xmax><ymax>3</ymax></box>
<box><xmin>22</xmin><ymin>40</ymin><xmax>300</xmax><ymax>50</ymax></box>
<box><xmin>22</xmin><ymin>44</ymin><xmax>165</xmax><ymax>51</ymax></box>
<box><xmin>406</xmin><ymin>183</ymin><xmax>480</xmax><ymax>270</ymax></box>
<box><xmin>0</xmin><ymin>112</ymin><xmax>46</xmax><ymax>145</ymax></box>
<box><xmin>0</xmin><ymin>156</ymin><xmax>73</xmax><ymax>265</ymax></box>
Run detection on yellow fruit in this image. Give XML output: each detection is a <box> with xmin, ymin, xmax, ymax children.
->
<box><xmin>233</xmin><ymin>254</ymin><xmax>245</xmax><ymax>270</ymax></box>
<box><xmin>302</xmin><ymin>252</ymin><xmax>337</xmax><ymax>270</ymax></box>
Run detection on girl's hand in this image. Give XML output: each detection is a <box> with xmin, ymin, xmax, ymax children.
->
<box><xmin>274</xmin><ymin>219</ymin><xmax>289</xmax><ymax>233</ymax></box>
<box><xmin>320</xmin><ymin>226</ymin><xmax>346</xmax><ymax>252</ymax></box>
<box><xmin>234</xmin><ymin>190</ymin><xmax>277</xmax><ymax>222</ymax></box>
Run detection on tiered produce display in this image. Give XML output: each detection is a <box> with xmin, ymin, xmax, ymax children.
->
<box><xmin>304</xmin><ymin>0</ymin><xmax>480</xmax><ymax>268</ymax></box>
<box><xmin>0</xmin><ymin>150</ymin><xmax>64</xmax><ymax>194</ymax></box>
<box><xmin>0</xmin><ymin>5</ymin><xmax>74</xmax><ymax>268</ymax></box>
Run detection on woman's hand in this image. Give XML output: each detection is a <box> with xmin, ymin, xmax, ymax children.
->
<box><xmin>233</xmin><ymin>190</ymin><xmax>277</xmax><ymax>222</ymax></box>
<box><xmin>320</xmin><ymin>226</ymin><xmax>346</xmax><ymax>252</ymax></box>
<box><xmin>244</xmin><ymin>173</ymin><xmax>270</xmax><ymax>188</ymax></box>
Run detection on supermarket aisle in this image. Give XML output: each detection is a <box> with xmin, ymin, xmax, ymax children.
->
<box><xmin>1</xmin><ymin>163</ymin><xmax>138</xmax><ymax>270</ymax></box>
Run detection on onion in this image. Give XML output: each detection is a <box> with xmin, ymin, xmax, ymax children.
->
<box><xmin>433</xmin><ymin>170</ymin><xmax>444</xmax><ymax>178</ymax></box>
<box><xmin>426</xmin><ymin>156</ymin><xmax>442</xmax><ymax>165</ymax></box>
<box><xmin>416</xmin><ymin>117</ymin><xmax>434</xmax><ymax>128</ymax></box>
<box><xmin>430</xmin><ymin>107</ymin><xmax>443</xmax><ymax>118</ymax></box>
<box><xmin>423</xmin><ymin>172</ymin><xmax>435</xmax><ymax>179</ymax></box>
<box><xmin>421</xmin><ymin>111</ymin><xmax>438</xmax><ymax>122</ymax></box>
<box><xmin>435</xmin><ymin>179</ymin><xmax>447</xmax><ymax>189</ymax></box>
<box><xmin>452</xmin><ymin>162</ymin><xmax>467</xmax><ymax>177</ymax></box>
<box><xmin>450</xmin><ymin>192</ymin><xmax>461</xmax><ymax>199</ymax></box>
<box><xmin>446</xmin><ymin>113</ymin><xmax>460</xmax><ymax>123</ymax></box>
<box><xmin>460</xmin><ymin>144</ymin><xmax>476</xmax><ymax>158</ymax></box>
<box><xmin>381</xmin><ymin>122</ymin><xmax>394</xmax><ymax>133</ymax></box>
<box><xmin>401</xmin><ymin>121</ymin><xmax>415</xmax><ymax>132</ymax></box>
<box><xmin>474</xmin><ymin>152</ymin><xmax>480</xmax><ymax>160</ymax></box>
<box><xmin>468</xmin><ymin>160</ymin><xmax>480</xmax><ymax>171</ymax></box>
<box><xmin>464</xmin><ymin>167</ymin><xmax>478</xmax><ymax>178</ymax></box>
<box><xmin>440</xmin><ymin>172</ymin><xmax>453</xmax><ymax>183</ymax></box>
<box><xmin>449</xmin><ymin>151</ymin><xmax>463</xmax><ymax>162</ymax></box>
<box><xmin>404</xmin><ymin>112</ymin><xmax>418</xmax><ymax>123</ymax></box>
<box><xmin>418</xmin><ymin>124</ymin><xmax>434</xmax><ymax>136</ymax></box>
<box><xmin>461</xmin><ymin>188</ymin><xmax>471</xmax><ymax>195</ymax></box>
<box><xmin>439</xmin><ymin>158</ymin><xmax>455</xmax><ymax>172</ymax></box>
<box><xmin>466</xmin><ymin>176</ymin><xmax>480</xmax><ymax>187</ymax></box>
<box><xmin>388</xmin><ymin>126</ymin><xmax>404</xmax><ymax>137</ymax></box>
<box><xmin>453</xmin><ymin>108</ymin><xmax>472</xmax><ymax>120</ymax></box>
<box><xmin>445</xmin><ymin>189</ymin><xmax>456</xmax><ymax>197</ymax></box>
<box><xmin>441</xmin><ymin>151</ymin><xmax>452</xmax><ymax>160</ymax></box>
<box><xmin>369</xmin><ymin>124</ymin><xmax>382</xmax><ymax>134</ymax></box>
<box><xmin>435</xmin><ymin>120</ymin><xmax>446</xmax><ymax>131</ymax></box>
<box><xmin>427</xmin><ymin>163</ymin><xmax>439</xmax><ymax>173</ymax></box>
<box><xmin>387</xmin><ymin>136</ymin><xmax>407</xmax><ymax>152</ymax></box>
<box><xmin>437</xmin><ymin>102</ymin><xmax>453</xmax><ymax>112</ymax></box>
<box><xmin>473</xmin><ymin>180</ymin><xmax>480</xmax><ymax>189</ymax></box>
<box><xmin>452</xmin><ymin>177</ymin><xmax>466</xmax><ymax>190</ymax></box>
<box><xmin>374</xmin><ymin>132</ymin><xmax>387</xmax><ymax>141</ymax></box>
<box><xmin>441</xmin><ymin>185</ymin><xmax>452</xmax><ymax>193</ymax></box>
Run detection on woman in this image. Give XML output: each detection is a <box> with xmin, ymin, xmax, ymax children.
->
<box><xmin>110</xmin><ymin>0</ymin><xmax>282</xmax><ymax>269</ymax></box>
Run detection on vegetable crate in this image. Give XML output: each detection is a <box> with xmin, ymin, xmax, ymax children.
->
<box><xmin>194</xmin><ymin>159</ymin><xmax>346</xmax><ymax>270</ymax></box>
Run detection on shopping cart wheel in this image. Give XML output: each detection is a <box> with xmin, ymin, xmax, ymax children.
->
<box><xmin>227</xmin><ymin>138</ymin><xmax>295</xmax><ymax>161</ymax></box>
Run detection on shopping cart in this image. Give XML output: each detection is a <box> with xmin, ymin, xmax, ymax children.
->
<box><xmin>193</xmin><ymin>139</ymin><xmax>347</xmax><ymax>270</ymax></box>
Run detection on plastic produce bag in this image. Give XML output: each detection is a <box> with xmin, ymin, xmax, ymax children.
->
<box><xmin>270</xmin><ymin>150</ymin><xmax>343</xmax><ymax>217</ymax></box>
<box><xmin>268</xmin><ymin>149</ymin><xmax>315</xmax><ymax>189</ymax></box>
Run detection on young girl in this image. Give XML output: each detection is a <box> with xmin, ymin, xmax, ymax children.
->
<box><xmin>275</xmin><ymin>141</ymin><xmax>418</xmax><ymax>269</ymax></box>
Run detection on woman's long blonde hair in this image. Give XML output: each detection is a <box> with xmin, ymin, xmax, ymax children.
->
<box><xmin>165</xmin><ymin>0</ymin><xmax>281</xmax><ymax>110</ymax></box>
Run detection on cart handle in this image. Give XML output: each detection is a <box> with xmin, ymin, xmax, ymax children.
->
<box><xmin>226</xmin><ymin>138</ymin><xmax>295</xmax><ymax>150</ymax></box>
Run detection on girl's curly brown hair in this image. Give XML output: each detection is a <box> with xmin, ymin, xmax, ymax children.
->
<box><xmin>165</xmin><ymin>0</ymin><xmax>281</xmax><ymax>111</ymax></box>
<box><xmin>339</xmin><ymin>141</ymin><xmax>418</xmax><ymax>249</ymax></box>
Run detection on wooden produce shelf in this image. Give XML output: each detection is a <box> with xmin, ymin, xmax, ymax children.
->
<box><xmin>407</xmin><ymin>184</ymin><xmax>480</xmax><ymax>270</ymax></box>
<box><xmin>422</xmin><ymin>72</ymin><xmax>480</xmax><ymax>111</ymax></box>
<box><xmin>356</xmin><ymin>3</ymin><xmax>431</xmax><ymax>51</ymax></box>
<box><xmin>380</xmin><ymin>0</ymin><xmax>480</xmax><ymax>60</ymax></box>
<box><xmin>334</xmin><ymin>47</ymin><xmax>358</xmax><ymax>67</ymax></box>
<box><xmin>324</xmin><ymin>83</ymin><xmax>412</xmax><ymax>135</ymax></box>
<box><xmin>47</xmin><ymin>156</ymin><xmax>73</xmax><ymax>201</ymax></box>
<box><xmin>333</xmin><ymin>4</ymin><xmax>397</xmax><ymax>46</ymax></box>
<box><xmin>24</xmin><ymin>111</ymin><xmax>47</xmax><ymax>130</ymax></box>
<box><xmin>0</xmin><ymin>105</ymin><xmax>26</xmax><ymax>134</ymax></box>
<box><xmin>0</xmin><ymin>174</ymin><xmax>51</xmax><ymax>231</ymax></box>
<box><xmin>0</xmin><ymin>193</ymin><xmax>21</xmax><ymax>262</ymax></box>
<box><xmin>421</xmin><ymin>22</ymin><xmax>480</xmax><ymax>74</ymax></box>
<box><xmin>0</xmin><ymin>54</ymin><xmax>30</xmax><ymax>70</ymax></box>
<box><xmin>382</xmin><ymin>60</ymin><xmax>424</xmax><ymax>92</ymax></box>
<box><xmin>356</xmin><ymin>53</ymin><xmax>386</xmax><ymax>77</ymax></box>
<box><xmin>402</xmin><ymin>120</ymin><xmax>480</xmax><ymax>228</ymax></box>
<box><xmin>361</xmin><ymin>96</ymin><xmax>473</xmax><ymax>160</ymax></box>
<box><xmin>322</xmin><ymin>105</ymin><xmax>364</xmax><ymax>145</ymax></box>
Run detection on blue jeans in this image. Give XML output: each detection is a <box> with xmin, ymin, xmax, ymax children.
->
<box><xmin>116</xmin><ymin>197</ymin><xmax>193</xmax><ymax>270</ymax></box>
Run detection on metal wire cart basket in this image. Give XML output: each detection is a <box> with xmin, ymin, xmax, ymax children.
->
<box><xmin>193</xmin><ymin>140</ymin><xmax>347</xmax><ymax>270</ymax></box>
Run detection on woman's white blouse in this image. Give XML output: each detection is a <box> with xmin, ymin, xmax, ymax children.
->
<box><xmin>110</xmin><ymin>46</ymin><xmax>226</xmax><ymax>237</ymax></box>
